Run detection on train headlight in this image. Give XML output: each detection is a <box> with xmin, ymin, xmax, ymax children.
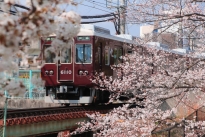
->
<box><xmin>45</xmin><ymin>70</ymin><xmax>49</xmax><ymax>75</ymax></box>
<box><xmin>50</xmin><ymin>70</ymin><xmax>54</xmax><ymax>75</ymax></box>
<box><xmin>84</xmin><ymin>70</ymin><xmax>89</xmax><ymax>75</ymax></box>
<box><xmin>79</xmin><ymin>70</ymin><xmax>83</xmax><ymax>75</ymax></box>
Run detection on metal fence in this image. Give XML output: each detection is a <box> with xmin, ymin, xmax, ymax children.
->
<box><xmin>0</xmin><ymin>70</ymin><xmax>45</xmax><ymax>99</ymax></box>
<box><xmin>0</xmin><ymin>107</ymin><xmax>3</xmax><ymax>137</ymax></box>
<box><xmin>0</xmin><ymin>70</ymin><xmax>45</xmax><ymax>137</ymax></box>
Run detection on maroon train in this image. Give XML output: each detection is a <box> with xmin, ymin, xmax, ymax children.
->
<box><xmin>41</xmin><ymin>24</ymin><xmax>134</xmax><ymax>104</ymax></box>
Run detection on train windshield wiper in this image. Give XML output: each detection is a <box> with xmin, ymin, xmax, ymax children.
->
<box><xmin>78</xmin><ymin>57</ymin><xmax>84</xmax><ymax>65</ymax></box>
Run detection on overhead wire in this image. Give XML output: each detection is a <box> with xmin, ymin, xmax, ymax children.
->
<box><xmin>79</xmin><ymin>3</ymin><xmax>111</xmax><ymax>13</ymax></box>
<box><xmin>80</xmin><ymin>0</ymin><xmax>130</xmax><ymax>33</ymax></box>
<box><xmin>62</xmin><ymin>4</ymin><xmax>69</xmax><ymax>12</ymax></box>
<box><xmin>75</xmin><ymin>1</ymin><xmax>115</xmax><ymax>13</ymax></box>
<box><xmin>13</xmin><ymin>4</ymin><xmax>30</xmax><ymax>11</ymax></box>
<box><xmin>71</xmin><ymin>1</ymin><xmax>119</xmax><ymax>24</ymax></box>
<box><xmin>0</xmin><ymin>3</ymin><xmax>30</xmax><ymax>16</ymax></box>
<box><xmin>3</xmin><ymin>1</ymin><xmax>124</xmax><ymax>30</ymax></box>
<box><xmin>86</xmin><ymin>0</ymin><xmax>119</xmax><ymax>7</ymax></box>
<box><xmin>84</xmin><ymin>0</ymin><xmax>119</xmax><ymax>6</ymax></box>
<box><xmin>105</xmin><ymin>0</ymin><xmax>120</xmax><ymax>6</ymax></box>
<box><xmin>85</xmin><ymin>0</ymin><xmax>116</xmax><ymax>12</ymax></box>
<box><xmin>81</xmin><ymin>17</ymin><xmax>115</xmax><ymax>24</ymax></box>
<box><xmin>81</xmin><ymin>13</ymin><xmax>117</xmax><ymax>19</ymax></box>
<box><xmin>0</xmin><ymin>9</ymin><xmax>16</xmax><ymax>15</ymax></box>
<box><xmin>63</xmin><ymin>0</ymin><xmax>128</xmax><ymax>25</ymax></box>
<box><xmin>81</xmin><ymin>13</ymin><xmax>118</xmax><ymax>25</ymax></box>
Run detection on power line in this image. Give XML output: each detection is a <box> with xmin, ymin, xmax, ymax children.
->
<box><xmin>77</xmin><ymin>1</ymin><xmax>128</xmax><ymax>17</ymax></box>
<box><xmin>104</xmin><ymin>0</ymin><xmax>121</xmax><ymax>6</ymax></box>
<box><xmin>81</xmin><ymin>13</ymin><xmax>117</xmax><ymax>19</ymax></box>
<box><xmin>62</xmin><ymin>4</ymin><xmax>69</xmax><ymax>12</ymax></box>
<box><xmin>0</xmin><ymin>3</ymin><xmax>30</xmax><ymax>15</ymax></box>
<box><xmin>87</xmin><ymin>0</ymin><xmax>119</xmax><ymax>6</ymax></box>
<box><xmin>13</xmin><ymin>4</ymin><xmax>30</xmax><ymax>11</ymax></box>
<box><xmin>81</xmin><ymin>17</ymin><xmax>115</xmax><ymax>24</ymax></box>
<box><xmin>89</xmin><ymin>0</ymin><xmax>120</xmax><ymax>6</ymax></box>
<box><xmin>85</xmin><ymin>0</ymin><xmax>116</xmax><ymax>12</ymax></box>
<box><xmin>77</xmin><ymin>2</ymin><xmax>114</xmax><ymax>13</ymax></box>
<box><xmin>0</xmin><ymin>9</ymin><xmax>16</xmax><ymax>15</ymax></box>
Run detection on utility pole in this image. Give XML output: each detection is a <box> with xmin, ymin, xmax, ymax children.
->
<box><xmin>119</xmin><ymin>0</ymin><xmax>126</xmax><ymax>34</ymax></box>
<box><xmin>106</xmin><ymin>0</ymin><xmax>127</xmax><ymax>34</ymax></box>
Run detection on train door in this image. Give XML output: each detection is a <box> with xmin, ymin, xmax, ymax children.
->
<box><xmin>58</xmin><ymin>45</ymin><xmax>74</xmax><ymax>81</ymax></box>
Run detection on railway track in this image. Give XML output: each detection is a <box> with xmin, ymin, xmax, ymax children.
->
<box><xmin>0</xmin><ymin>103</ymin><xmax>124</xmax><ymax>119</ymax></box>
<box><xmin>0</xmin><ymin>104</ymin><xmax>125</xmax><ymax>136</ymax></box>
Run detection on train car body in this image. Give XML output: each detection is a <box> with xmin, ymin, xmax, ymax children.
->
<box><xmin>41</xmin><ymin>24</ymin><xmax>134</xmax><ymax>104</ymax></box>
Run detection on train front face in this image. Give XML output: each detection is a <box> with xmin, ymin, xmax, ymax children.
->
<box><xmin>41</xmin><ymin>36</ymin><xmax>94</xmax><ymax>104</ymax></box>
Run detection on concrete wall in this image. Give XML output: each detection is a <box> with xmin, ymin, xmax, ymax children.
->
<box><xmin>0</xmin><ymin>97</ymin><xmax>60</xmax><ymax>109</ymax></box>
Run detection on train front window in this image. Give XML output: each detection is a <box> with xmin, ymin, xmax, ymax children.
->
<box><xmin>44</xmin><ymin>46</ymin><xmax>56</xmax><ymax>63</ymax></box>
<box><xmin>61</xmin><ymin>47</ymin><xmax>71</xmax><ymax>63</ymax></box>
<box><xmin>76</xmin><ymin>44</ymin><xmax>92</xmax><ymax>63</ymax></box>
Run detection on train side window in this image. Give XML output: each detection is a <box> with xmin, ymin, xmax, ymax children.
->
<box><xmin>105</xmin><ymin>46</ymin><xmax>110</xmax><ymax>65</ymax></box>
<box><xmin>44</xmin><ymin>46</ymin><xmax>56</xmax><ymax>63</ymax></box>
<box><xmin>98</xmin><ymin>47</ymin><xmax>101</xmax><ymax>64</ymax></box>
<box><xmin>118</xmin><ymin>48</ymin><xmax>123</xmax><ymax>60</ymax></box>
<box><xmin>61</xmin><ymin>47</ymin><xmax>71</xmax><ymax>63</ymax></box>
<box><xmin>113</xmin><ymin>47</ymin><xmax>123</xmax><ymax>64</ymax></box>
<box><xmin>113</xmin><ymin>48</ymin><xmax>117</xmax><ymax>64</ymax></box>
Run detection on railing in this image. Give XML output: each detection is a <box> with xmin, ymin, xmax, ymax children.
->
<box><xmin>0</xmin><ymin>69</ymin><xmax>45</xmax><ymax>137</ymax></box>
<box><xmin>0</xmin><ymin>107</ymin><xmax>3</xmax><ymax>137</ymax></box>
<box><xmin>0</xmin><ymin>70</ymin><xmax>45</xmax><ymax>99</ymax></box>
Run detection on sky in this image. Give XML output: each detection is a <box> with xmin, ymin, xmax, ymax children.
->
<box><xmin>17</xmin><ymin>0</ymin><xmax>140</xmax><ymax>37</ymax></box>
<box><xmin>64</xmin><ymin>0</ymin><xmax>140</xmax><ymax>36</ymax></box>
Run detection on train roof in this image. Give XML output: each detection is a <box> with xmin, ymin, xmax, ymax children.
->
<box><xmin>48</xmin><ymin>24</ymin><xmax>137</xmax><ymax>44</ymax></box>
<box><xmin>78</xmin><ymin>24</ymin><xmax>136</xmax><ymax>44</ymax></box>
